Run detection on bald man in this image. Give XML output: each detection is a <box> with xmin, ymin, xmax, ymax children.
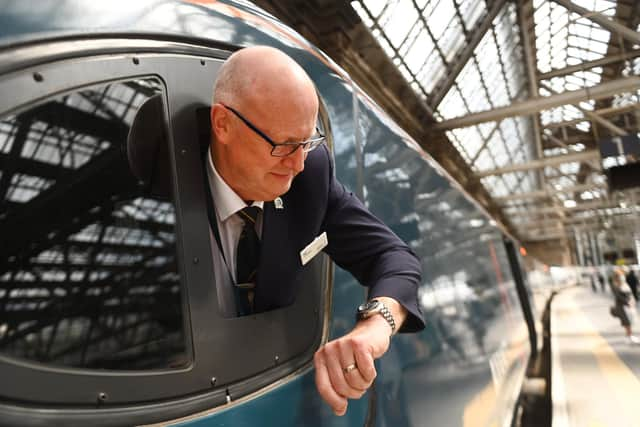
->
<box><xmin>206</xmin><ymin>46</ymin><xmax>425</xmax><ymax>416</ymax></box>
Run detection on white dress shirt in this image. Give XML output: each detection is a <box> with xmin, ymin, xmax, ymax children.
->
<box><xmin>206</xmin><ymin>150</ymin><xmax>263</xmax><ymax>317</ymax></box>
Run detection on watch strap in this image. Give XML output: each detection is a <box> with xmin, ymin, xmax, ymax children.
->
<box><xmin>359</xmin><ymin>299</ymin><xmax>396</xmax><ymax>335</ymax></box>
<box><xmin>378</xmin><ymin>302</ymin><xmax>396</xmax><ymax>335</ymax></box>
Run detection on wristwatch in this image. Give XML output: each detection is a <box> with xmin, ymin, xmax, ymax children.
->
<box><xmin>357</xmin><ymin>299</ymin><xmax>396</xmax><ymax>335</ymax></box>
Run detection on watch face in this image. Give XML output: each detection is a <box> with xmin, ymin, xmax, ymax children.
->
<box><xmin>360</xmin><ymin>299</ymin><xmax>379</xmax><ymax>313</ymax></box>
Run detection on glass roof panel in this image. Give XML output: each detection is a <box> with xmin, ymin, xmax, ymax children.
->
<box><xmin>447</xmin><ymin>126</ymin><xmax>476</xmax><ymax>162</ymax></box>
<box><xmin>473</xmin><ymin>145</ymin><xmax>495</xmax><ymax>171</ymax></box>
<box><xmin>353</xmin><ymin>0</ymin><xmax>489</xmax><ymax>99</ymax></box>
<box><xmin>535</xmin><ymin>0</ymin><xmax>613</xmax><ymax>85</ymax></box>
<box><xmin>457</xmin><ymin>0</ymin><xmax>485</xmax><ymax>29</ymax></box>
<box><xmin>351</xmin><ymin>0</ymin><xmax>635</xmax><ymax>235</ymax></box>
<box><xmin>7</xmin><ymin>174</ymin><xmax>54</xmax><ymax>203</ymax></box>
<box><xmin>481</xmin><ymin>175</ymin><xmax>510</xmax><ymax>197</ymax></box>
<box><xmin>353</xmin><ymin>1</ymin><xmax>534</xmax><ymax>198</ymax></box>
<box><xmin>614</xmin><ymin>58</ymin><xmax>640</xmax><ymax>107</ymax></box>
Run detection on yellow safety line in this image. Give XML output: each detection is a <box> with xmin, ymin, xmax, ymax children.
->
<box><xmin>463</xmin><ymin>382</ymin><xmax>497</xmax><ymax>427</ymax></box>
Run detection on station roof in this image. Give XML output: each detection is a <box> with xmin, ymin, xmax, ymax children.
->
<box><xmin>253</xmin><ymin>0</ymin><xmax>640</xmax><ymax>258</ymax></box>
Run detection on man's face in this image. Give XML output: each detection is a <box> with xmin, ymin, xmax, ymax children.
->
<box><xmin>216</xmin><ymin>102</ymin><xmax>317</xmax><ymax>202</ymax></box>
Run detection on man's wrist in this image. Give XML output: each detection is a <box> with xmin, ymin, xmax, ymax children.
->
<box><xmin>356</xmin><ymin>298</ymin><xmax>397</xmax><ymax>335</ymax></box>
<box><xmin>355</xmin><ymin>311</ymin><xmax>394</xmax><ymax>336</ymax></box>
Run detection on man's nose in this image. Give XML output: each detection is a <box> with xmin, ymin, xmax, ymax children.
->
<box><xmin>283</xmin><ymin>146</ymin><xmax>306</xmax><ymax>173</ymax></box>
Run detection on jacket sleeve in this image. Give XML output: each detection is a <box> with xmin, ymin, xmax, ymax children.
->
<box><xmin>319</xmin><ymin>146</ymin><xmax>425</xmax><ymax>332</ymax></box>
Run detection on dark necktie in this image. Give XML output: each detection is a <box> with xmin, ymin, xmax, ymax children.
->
<box><xmin>235</xmin><ymin>206</ymin><xmax>261</xmax><ymax>315</ymax></box>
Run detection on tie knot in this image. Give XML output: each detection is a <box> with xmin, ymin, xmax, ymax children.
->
<box><xmin>238</xmin><ymin>206</ymin><xmax>260</xmax><ymax>225</ymax></box>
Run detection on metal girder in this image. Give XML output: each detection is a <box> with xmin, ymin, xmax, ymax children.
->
<box><xmin>583</xmin><ymin>109</ymin><xmax>627</xmax><ymax>137</ymax></box>
<box><xmin>521</xmin><ymin>232</ymin><xmax>568</xmax><ymax>242</ymax></box>
<box><xmin>520</xmin><ymin>220</ymin><xmax>635</xmax><ymax>240</ymax></box>
<box><xmin>434</xmin><ymin>76</ymin><xmax>640</xmax><ymax>130</ymax></box>
<box><xmin>544</xmin><ymin>103</ymin><xmax>640</xmax><ymax>129</ymax></box>
<box><xmin>3</xmin><ymin>260</ymin><xmax>174</xmax><ymax>275</ymax></box>
<box><xmin>0</xmin><ymin>148</ymin><xmax>125</xmax><ymax>263</ymax></box>
<box><xmin>513</xmin><ymin>218</ymin><xmax>565</xmax><ymax>229</ymax></box>
<box><xmin>570</xmin><ymin>216</ymin><xmax>640</xmax><ymax>230</ymax></box>
<box><xmin>0</xmin><ymin>153</ymin><xmax>66</xmax><ymax>180</ymax></box>
<box><xmin>551</xmin><ymin>0</ymin><xmax>640</xmax><ymax>46</ymax></box>
<box><xmin>517</xmin><ymin>0</ymin><xmax>545</xmax><ymax>189</ymax></box>
<box><xmin>427</xmin><ymin>0</ymin><xmax>508</xmax><ymax>110</ymax></box>
<box><xmin>506</xmin><ymin>200</ymin><xmax>619</xmax><ymax>215</ymax></box>
<box><xmin>539</xmin><ymin>49</ymin><xmax>640</xmax><ymax>80</ymax></box>
<box><xmin>515</xmin><ymin>208</ymin><xmax>638</xmax><ymax>228</ymax></box>
<box><xmin>519</xmin><ymin>227</ymin><xmax>568</xmax><ymax>237</ymax></box>
<box><xmin>520</xmin><ymin>225</ymin><xmax>621</xmax><ymax>241</ymax></box>
<box><xmin>469</xmin><ymin>122</ymin><xmax>500</xmax><ymax>168</ymax></box>
<box><xmin>27</xmin><ymin>102</ymin><xmax>129</xmax><ymax>141</ymax></box>
<box><xmin>507</xmin><ymin>206</ymin><xmax>565</xmax><ymax>216</ymax></box>
<box><xmin>477</xmin><ymin>149</ymin><xmax>599</xmax><ymax>177</ymax></box>
<box><xmin>496</xmin><ymin>182</ymin><xmax>607</xmax><ymax>202</ymax></box>
<box><xmin>543</xmin><ymin>132</ymin><xmax>573</xmax><ymax>150</ymax></box>
<box><xmin>538</xmin><ymin>81</ymin><xmax>628</xmax><ymax>137</ymax></box>
<box><xmin>515</xmin><ymin>213</ymin><xmax>596</xmax><ymax>227</ymax></box>
<box><xmin>0</xmin><ymin>120</ymin><xmax>29</xmax><ymax>204</ymax></box>
<box><xmin>543</xmin><ymin>132</ymin><xmax>602</xmax><ymax>173</ymax></box>
<box><xmin>543</xmin><ymin>129</ymin><xmax>594</xmax><ymax>149</ymax></box>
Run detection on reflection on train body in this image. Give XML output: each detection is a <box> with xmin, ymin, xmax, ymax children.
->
<box><xmin>0</xmin><ymin>79</ymin><xmax>189</xmax><ymax>370</ymax></box>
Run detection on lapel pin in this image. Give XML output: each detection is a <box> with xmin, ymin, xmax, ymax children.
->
<box><xmin>274</xmin><ymin>197</ymin><xmax>284</xmax><ymax>210</ymax></box>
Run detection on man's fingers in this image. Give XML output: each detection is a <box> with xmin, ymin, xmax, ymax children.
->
<box><xmin>352</xmin><ymin>341</ymin><xmax>377</xmax><ymax>383</ymax></box>
<box><xmin>343</xmin><ymin>365</ymin><xmax>369</xmax><ymax>392</ymax></box>
<box><xmin>325</xmin><ymin>348</ymin><xmax>366</xmax><ymax>399</ymax></box>
<box><xmin>338</xmin><ymin>339</ymin><xmax>372</xmax><ymax>392</ymax></box>
<box><xmin>313</xmin><ymin>329</ymin><xmax>386</xmax><ymax>415</ymax></box>
<box><xmin>314</xmin><ymin>351</ymin><xmax>348</xmax><ymax>415</ymax></box>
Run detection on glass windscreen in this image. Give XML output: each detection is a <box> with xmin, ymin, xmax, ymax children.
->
<box><xmin>0</xmin><ymin>78</ymin><xmax>189</xmax><ymax>370</ymax></box>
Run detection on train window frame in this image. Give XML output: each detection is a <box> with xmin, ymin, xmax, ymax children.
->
<box><xmin>0</xmin><ymin>42</ymin><xmax>332</xmax><ymax>426</ymax></box>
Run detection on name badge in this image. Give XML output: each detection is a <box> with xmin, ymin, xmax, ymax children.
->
<box><xmin>300</xmin><ymin>232</ymin><xmax>328</xmax><ymax>266</ymax></box>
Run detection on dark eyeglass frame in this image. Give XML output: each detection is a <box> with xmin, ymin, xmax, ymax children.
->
<box><xmin>221</xmin><ymin>104</ymin><xmax>326</xmax><ymax>157</ymax></box>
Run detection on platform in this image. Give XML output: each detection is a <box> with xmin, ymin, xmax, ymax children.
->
<box><xmin>551</xmin><ymin>285</ymin><xmax>640</xmax><ymax>427</ymax></box>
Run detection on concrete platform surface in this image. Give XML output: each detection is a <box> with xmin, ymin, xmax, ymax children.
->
<box><xmin>551</xmin><ymin>285</ymin><xmax>640</xmax><ymax>427</ymax></box>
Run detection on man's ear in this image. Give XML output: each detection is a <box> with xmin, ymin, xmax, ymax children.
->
<box><xmin>210</xmin><ymin>104</ymin><xmax>231</xmax><ymax>145</ymax></box>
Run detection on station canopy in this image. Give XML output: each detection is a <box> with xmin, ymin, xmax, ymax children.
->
<box><xmin>254</xmin><ymin>0</ymin><xmax>640</xmax><ymax>255</ymax></box>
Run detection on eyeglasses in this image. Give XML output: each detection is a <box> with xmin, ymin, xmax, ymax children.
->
<box><xmin>221</xmin><ymin>104</ymin><xmax>326</xmax><ymax>157</ymax></box>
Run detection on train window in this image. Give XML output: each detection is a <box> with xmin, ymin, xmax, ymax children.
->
<box><xmin>0</xmin><ymin>50</ymin><xmax>329</xmax><ymax>417</ymax></box>
<box><xmin>0</xmin><ymin>78</ymin><xmax>190</xmax><ymax>371</ymax></box>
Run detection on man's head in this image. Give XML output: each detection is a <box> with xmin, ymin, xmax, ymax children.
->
<box><xmin>210</xmin><ymin>46</ymin><xmax>320</xmax><ymax>202</ymax></box>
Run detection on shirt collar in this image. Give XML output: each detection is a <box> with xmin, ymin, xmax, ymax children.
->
<box><xmin>207</xmin><ymin>150</ymin><xmax>263</xmax><ymax>222</ymax></box>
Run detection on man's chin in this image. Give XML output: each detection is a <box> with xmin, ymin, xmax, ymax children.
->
<box><xmin>264</xmin><ymin>184</ymin><xmax>291</xmax><ymax>201</ymax></box>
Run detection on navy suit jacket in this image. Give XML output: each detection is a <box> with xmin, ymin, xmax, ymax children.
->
<box><xmin>252</xmin><ymin>145</ymin><xmax>425</xmax><ymax>333</ymax></box>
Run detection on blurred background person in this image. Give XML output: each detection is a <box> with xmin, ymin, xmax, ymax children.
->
<box><xmin>625</xmin><ymin>267</ymin><xmax>638</xmax><ymax>302</ymax></box>
<box><xmin>597</xmin><ymin>268</ymin><xmax>607</xmax><ymax>293</ymax></box>
<box><xmin>610</xmin><ymin>268</ymin><xmax>638</xmax><ymax>344</ymax></box>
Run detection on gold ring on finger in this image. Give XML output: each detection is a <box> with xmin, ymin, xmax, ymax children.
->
<box><xmin>342</xmin><ymin>363</ymin><xmax>357</xmax><ymax>374</ymax></box>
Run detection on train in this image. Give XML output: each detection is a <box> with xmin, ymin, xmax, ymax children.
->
<box><xmin>0</xmin><ymin>1</ymin><xmax>538</xmax><ymax>426</ymax></box>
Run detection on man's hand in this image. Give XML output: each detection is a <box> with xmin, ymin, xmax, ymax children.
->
<box><xmin>313</xmin><ymin>297</ymin><xmax>407</xmax><ymax>416</ymax></box>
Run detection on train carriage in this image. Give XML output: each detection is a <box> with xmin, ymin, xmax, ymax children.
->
<box><xmin>0</xmin><ymin>1</ymin><xmax>536</xmax><ymax>426</ymax></box>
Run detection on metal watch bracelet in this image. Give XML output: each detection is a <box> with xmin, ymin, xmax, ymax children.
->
<box><xmin>378</xmin><ymin>302</ymin><xmax>396</xmax><ymax>335</ymax></box>
<box><xmin>358</xmin><ymin>299</ymin><xmax>396</xmax><ymax>335</ymax></box>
